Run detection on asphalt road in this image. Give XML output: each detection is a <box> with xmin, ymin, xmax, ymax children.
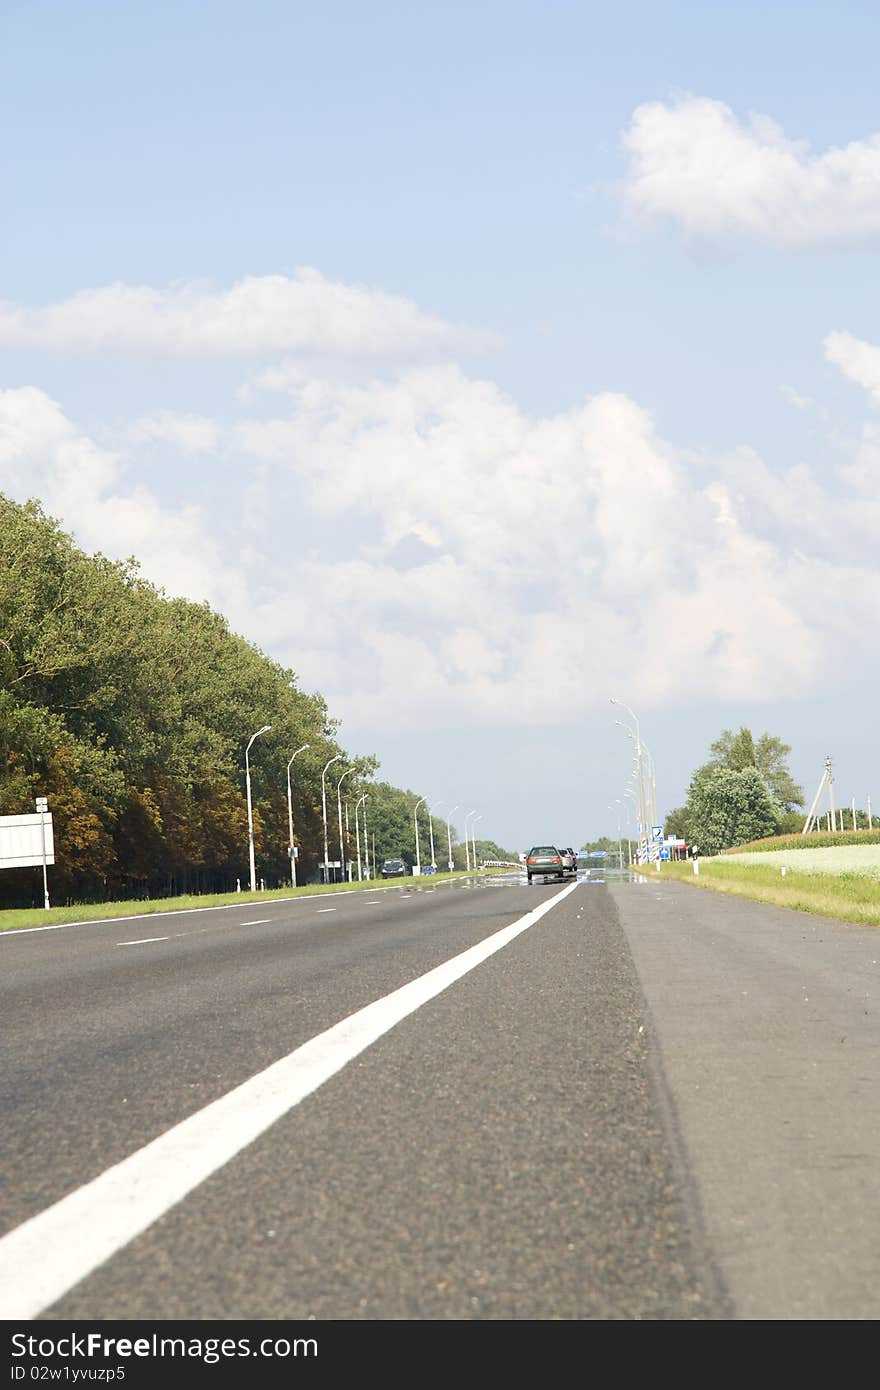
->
<box><xmin>1</xmin><ymin>871</ymin><xmax>878</xmax><ymax>1320</ymax></box>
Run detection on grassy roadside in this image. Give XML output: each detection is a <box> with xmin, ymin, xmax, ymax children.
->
<box><xmin>0</xmin><ymin>868</ymin><xmax>497</xmax><ymax>935</ymax></box>
<box><xmin>636</xmin><ymin>858</ymin><xmax>880</xmax><ymax>928</ymax></box>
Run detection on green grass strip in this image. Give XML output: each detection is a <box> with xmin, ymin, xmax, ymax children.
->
<box><xmin>0</xmin><ymin>868</ymin><xmax>505</xmax><ymax>934</ymax></box>
<box><xmin>640</xmin><ymin>859</ymin><xmax>880</xmax><ymax>927</ymax></box>
<box><xmin>723</xmin><ymin>828</ymin><xmax>880</xmax><ymax>853</ymax></box>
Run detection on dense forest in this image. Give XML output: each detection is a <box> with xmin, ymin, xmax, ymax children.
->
<box><xmin>0</xmin><ymin>495</ymin><xmax>511</xmax><ymax>906</ymax></box>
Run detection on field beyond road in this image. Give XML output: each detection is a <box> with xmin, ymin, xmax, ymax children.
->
<box><xmin>723</xmin><ymin>844</ymin><xmax>880</xmax><ymax>876</ymax></box>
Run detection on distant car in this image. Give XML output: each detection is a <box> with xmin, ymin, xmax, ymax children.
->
<box><xmin>559</xmin><ymin>847</ymin><xmax>577</xmax><ymax>875</ymax></box>
<box><xmin>525</xmin><ymin>846</ymin><xmax>566</xmax><ymax>883</ymax></box>
<box><xmin>381</xmin><ymin>857</ymin><xmax>407</xmax><ymax>878</ymax></box>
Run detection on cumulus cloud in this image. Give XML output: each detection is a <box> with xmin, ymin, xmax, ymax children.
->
<box><xmin>3</xmin><ymin>351</ymin><xmax>878</xmax><ymax>734</ymax></box>
<box><xmin>825</xmin><ymin>330</ymin><xmax>880</xmax><ymax>405</ymax></box>
<box><xmin>621</xmin><ymin>96</ymin><xmax>880</xmax><ymax>246</ymax></box>
<box><xmin>237</xmin><ymin>363</ymin><xmax>878</xmax><ymax>725</ymax></box>
<box><xmin>0</xmin><ymin>270</ymin><xmax>497</xmax><ymax>360</ymax></box>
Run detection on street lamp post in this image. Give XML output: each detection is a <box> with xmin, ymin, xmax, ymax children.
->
<box><xmin>612</xmin><ymin>698</ymin><xmax>648</xmax><ymax>864</ymax></box>
<box><xmin>245</xmin><ymin>725</ymin><xmax>272</xmax><ymax>892</ymax></box>
<box><xmin>609</xmin><ymin>802</ymin><xmax>623</xmax><ymax>871</ymax></box>
<box><xmin>286</xmin><ymin>744</ymin><xmax>310</xmax><ymax>888</ymax></box>
<box><xmin>471</xmin><ymin>814</ymin><xmax>482</xmax><ymax>870</ymax></box>
<box><xmin>622</xmin><ymin>792</ymin><xmax>635</xmax><ymax>865</ymax></box>
<box><xmin>445</xmin><ymin>805</ymin><xmax>459</xmax><ymax>872</ymax></box>
<box><xmin>428</xmin><ymin>801</ymin><xmax>443</xmax><ymax>869</ymax></box>
<box><xmin>337</xmin><ymin>767</ymin><xmax>356</xmax><ymax>883</ymax></box>
<box><xmin>36</xmin><ymin>796</ymin><xmax>50</xmax><ymax>909</ymax></box>
<box><xmin>355</xmin><ymin>792</ymin><xmax>367</xmax><ymax>880</ymax></box>
<box><xmin>321</xmin><ymin>754</ymin><xmax>343</xmax><ymax>883</ymax></box>
<box><xmin>413</xmin><ymin>796</ymin><xmax>428</xmax><ymax>874</ymax></box>
<box><xmin>638</xmin><ymin>739</ymin><xmax>658</xmax><ymax>860</ymax></box>
<box><xmin>464</xmin><ymin>809</ymin><xmax>477</xmax><ymax>871</ymax></box>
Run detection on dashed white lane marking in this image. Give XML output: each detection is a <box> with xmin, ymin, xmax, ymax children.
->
<box><xmin>316</xmin><ymin>908</ymin><xmax>336</xmax><ymax>914</ymax></box>
<box><xmin>238</xmin><ymin>920</ymin><xmax>270</xmax><ymax>926</ymax></box>
<box><xmin>0</xmin><ymin>879</ymin><xmax>578</xmax><ymax>1319</ymax></box>
<box><xmin>116</xmin><ymin>937</ymin><xmax>170</xmax><ymax>947</ymax></box>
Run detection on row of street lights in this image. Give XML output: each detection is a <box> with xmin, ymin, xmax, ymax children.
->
<box><xmin>320</xmin><ymin>754</ymin><xmax>370</xmax><ymax>884</ymax></box>
<box><xmin>246</xmin><ymin>726</ymin><xmax>485</xmax><ymax>889</ymax></box>
<box><xmin>245</xmin><ymin>733</ymin><xmax>368</xmax><ymax>891</ymax></box>
<box><xmin>610</xmin><ymin>697</ymin><xmax>660</xmax><ymax>865</ymax></box>
<box><xmin>415</xmin><ymin>799</ymin><xmax>482</xmax><ymax>873</ymax></box>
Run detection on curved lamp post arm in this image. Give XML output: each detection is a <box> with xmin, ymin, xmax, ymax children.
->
<box><xmin>336</xmin><ymin>767</ymin><xmax>357</xmax><ymax>881</ymax></box>
<box><xmin>354</xmin><ymin>792</ymin><xmax>367</xmax><ymax>881</ymax></box>
<box><xmin>427</xmin><ymin>800</ymin><xmax>445</xmax><ymax>867</ymax></box>
<box><xmin>445</xmin><ymin>804</ymin><xmax>459</xmax><ymax>872</ymax></box>
<box><xmin>413</xmin><ymin>796</ymin><xmax>428</xmax><ymax>872</ymax></box>
<box><xmin>245</xmin><ymin>725</ymin><xmax>272</xmax><ymax>892</ymax></box>
<box><xmin>463</xmin><ymin>809</ymin><xmax>477</xmax><ymax>872</ymax></box>
<box><xmin>471</xmin><ymin>814</ymin><xmax>483</xmax><ymax>871</ymax></box>
<box><xmin>286</xmin><ymin>743</ymin><xmax>310</xmax><ymax>887</ymax></box>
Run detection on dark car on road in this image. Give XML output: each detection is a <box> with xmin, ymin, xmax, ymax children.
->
<box><xmin>525</xmin><ymin>845</ymin><xmax>566</xmax><ymax>883</ymax></box>
<box><xmin>381</xmin><ymin>857</ymin><xmax>407</xmax><ymax>878</ymax></box>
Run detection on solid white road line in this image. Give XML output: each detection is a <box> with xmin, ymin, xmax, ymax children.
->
<box><xmin>0</xmin><ymin>879</ymin><xmax>579</xmax><ymax>1319</ymax></box>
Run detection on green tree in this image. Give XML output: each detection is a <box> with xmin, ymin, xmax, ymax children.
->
<box><xmin>663</xmin><ymin>807</ymin><xmax>689</xmax><ymax>839</ymax></box>
<box><xmin>472</xmin><ymin>839</ymin><xmax>520</xmax><ymax>865</ymax></box>
<box><xmin>686</xmin><ymin>766</ymin><xmax>783</xmax><ymax>856</ymax></box>
<box><xmin>703</xmin><ymin>727</ymin><xmax>803</xmax><ymax>810</ymax></box>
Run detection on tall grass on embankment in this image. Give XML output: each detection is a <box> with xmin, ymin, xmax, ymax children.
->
<box><xmin>639</xmin><ymin>857</ymin><xmax>880</xmax><ymax>928</ymax></box>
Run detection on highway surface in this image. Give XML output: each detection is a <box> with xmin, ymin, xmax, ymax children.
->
<box><xmin>1</xmin><ymin>871</ymin><xmax>878</xmax><ymax>1321</ymax></box>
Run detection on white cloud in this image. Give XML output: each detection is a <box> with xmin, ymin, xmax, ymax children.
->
<box><xmin>237</xmin><ymin>363</ymin><xmax>878</xmax><ymax>724</ymax></box>
<box><xmin>0</xmin><ymin>270</ymin><xmax>497</xmax><ymax>360</ymax></box>
<box><xmin>825</xmin><ymin>330</ymin><xmax>880</xmax><ymax>405</ymax></box>
<box><xmin>780</xmin><ymin>385</ymin><xmax>812</xmax><ymax>412</ymax></box>
<box><xmin>621</xmin><ymin>96</ymin><xmax>880</xmax><ymax>247</ymax></box>
<box><xmin>3</xmin><ymin>348</ymin><xmax>878</xmax><ymax>735</ymax></box>
<box><xmin>0</xmin><ymin>387</ymin><xmax>246</xmax><ymax>619</ymax></box>
<box><xmin>127</xmin><ymin>411</ymin><xmax>220</xmax><ymax>453</ymax></box>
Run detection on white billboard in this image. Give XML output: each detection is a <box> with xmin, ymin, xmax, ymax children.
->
<box><xmin>0</xmin><ymin>813</ymin><xmax>55</xmax><ymax>869</ymax></box>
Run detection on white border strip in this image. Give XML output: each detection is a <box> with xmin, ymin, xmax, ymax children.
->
<box><xmin>0</xmin><ymin>880</ymin><xmax>578</xmax><ymax>1319</ymax></box>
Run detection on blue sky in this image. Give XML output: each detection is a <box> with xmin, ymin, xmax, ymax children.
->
<box><xmin>2</xmin><ymin>1</ymin><xmax>879</xmax><ymax>849</ymax></box>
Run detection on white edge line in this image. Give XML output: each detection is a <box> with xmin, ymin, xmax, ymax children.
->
<box><xmin>0</xmin><ymin>880</ymin><xmax>578</xmax><ymax>1320</ymax></box>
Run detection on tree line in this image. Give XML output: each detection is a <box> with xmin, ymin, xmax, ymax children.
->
<box><xmin>0</xmin><ymin>496</ymin><xmax>513</xmax><ymax>906</ymax></box>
